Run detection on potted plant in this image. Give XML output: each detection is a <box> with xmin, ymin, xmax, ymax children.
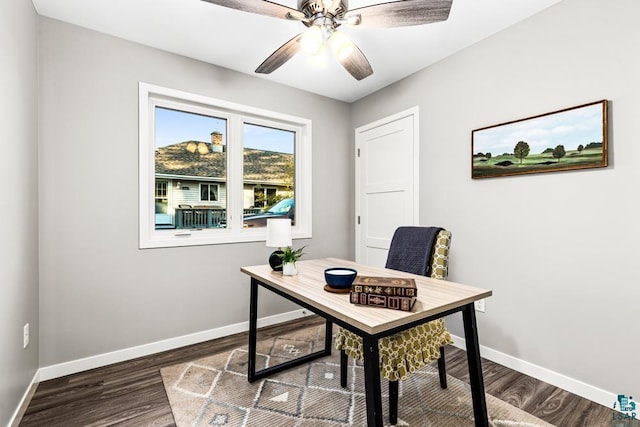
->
<box><xmin>278</xmin><ymin>246</ymin><xmax>306</xmax><ymax>276</ymax></box>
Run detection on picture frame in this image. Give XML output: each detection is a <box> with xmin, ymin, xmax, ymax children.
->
<box><xmin>471</xmin><ymin>100</ymin><xmax>608</xmax><ymax>179</ymax></box>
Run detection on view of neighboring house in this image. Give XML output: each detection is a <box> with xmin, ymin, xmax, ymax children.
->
<box><xmin>154</xmin><ymin>132</ymin><xmax>294</xmax><ymax>228</ymax></box>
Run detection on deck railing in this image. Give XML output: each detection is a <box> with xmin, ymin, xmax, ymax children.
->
<box><xmin>174</xmin><ymin>207</ymin><xmax>262</xmax><ymax>229</ymax></box>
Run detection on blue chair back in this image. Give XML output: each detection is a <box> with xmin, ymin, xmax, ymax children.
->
<box><xmin>385</xmin><ymin>226</ymin><xmax>442</xmax><ymax>276</ymax></box>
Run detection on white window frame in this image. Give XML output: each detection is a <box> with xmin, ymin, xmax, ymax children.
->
<box><xmin>139</xmin><ymin>82</ymin><xmax>312</xmax><ymax>248</ymax></box>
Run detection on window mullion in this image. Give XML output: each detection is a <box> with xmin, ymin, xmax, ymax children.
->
<box><xmin>227</xmin><ymin>116</ymin><xmax>244</xmax><ymax>231</ymax></box>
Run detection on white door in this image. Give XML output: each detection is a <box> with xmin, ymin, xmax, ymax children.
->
<box><xmin>355</xmin><ymin>107</ymin><xmax>419</xmax><ymax>266</ymax></box>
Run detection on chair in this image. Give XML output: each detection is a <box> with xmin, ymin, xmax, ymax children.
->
<box><xmin>335</xmin><ymin>227</ymin><xmax>453</xmax><ymax>425</ymax></box>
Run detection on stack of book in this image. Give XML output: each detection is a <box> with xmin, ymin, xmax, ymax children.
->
<box><xmin>349</xmin><ymin>276</ymin><xmax>417</xmax><ymax>312</ymax></box>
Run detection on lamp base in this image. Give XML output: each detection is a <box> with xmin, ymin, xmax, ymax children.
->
<box><xmin>269</xmin><ymin>250</ymin><xmax>284</xmax><ymax>271</ymax></box>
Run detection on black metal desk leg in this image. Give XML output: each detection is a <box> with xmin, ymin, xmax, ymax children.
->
<box><xmin>462</xmin><ymin>303</ymin><xmax>489</xmax><ymax>427</ymax></box>
<box><xmin>340</xmin><ymin>350</ymin><xmax>348</xmax><ymax>388</ymax></box>
<box><xmin>362</xmin><ymin>334</ymin><xmax>383</xmax><ymax>427</ymax></box>
<box><xmin>324</xmin><ymin>320</ymin><xmax>333</xmax><ymax>355</ymax></box>
<box><xmin>247</xmin><ymin>277</ymin><xmax>259</xmax><ymax>383</ymax></box>
<box><xmin>246</xmin><ymin>279</ymin><xmax>336</xmax><ymax>381</ymax></box>
<box><xmin>389</xmin><ymin>380</ymin><xmax>399</xmax><ymax>425</ymax></box>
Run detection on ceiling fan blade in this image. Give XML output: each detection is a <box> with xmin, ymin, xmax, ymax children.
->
<box><xmin>338</xmin><ymin>43</ymin><xmax>373</xmax><ymax>81</ymax></box>
<box><xmin>345</xmin><ymin>0</ymin><xmax>453</xmax><ymax>28</ymax></box>
<box><xmin>326</xmin><ymin>0</ymin><xmax>343</xmax><ymax>15</ymax></box>
<box><xmin>255</xmin><ymin>34</ymin><xmax>303</xmax><ymax>74</ymax></box>
<box><xmin>201</xmin><ymin>0</ymin><xmax>305</xmax><ymax>21</ymax></box>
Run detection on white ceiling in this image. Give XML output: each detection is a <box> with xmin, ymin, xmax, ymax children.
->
<box><xmin>31</xmin><ymin>0</ymin><xmax>562</xmax><ymax>103</ymax></box>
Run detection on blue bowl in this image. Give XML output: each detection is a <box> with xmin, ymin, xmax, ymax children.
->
<box><xmin>324</xmin><ymin>268</ymin><xmax>358</xmax><ymax>289</ymax></box>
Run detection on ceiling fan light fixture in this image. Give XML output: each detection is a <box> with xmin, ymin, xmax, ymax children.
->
<box><xmin>328</xmin><ymin>30</ymin><xmax>354</xmax><ymax>61</ymax></box>
<box><xmin>201</xmin><ymin>0</ymin><xmax>453</xmax><ymax>80</ymax></box>
<box><xmin>300</xmin><ymin>26</ymin><xmax>324</xmax><ymax>55</ymax></box>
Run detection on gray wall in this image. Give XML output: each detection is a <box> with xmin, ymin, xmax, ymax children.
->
<box><xmin>0</xmin><ymin>0</ymin><xmax>39</xmax><ymax>424</ymax></box>
<box><xmin>38</xmin><ymin>17</ymin><xmax>353</xmax><ymax>367</ymax></box>
<box><xmin>8</xmin><ymin>1</ymin><xmax>639</xmax><ymax>421</ymax></box>
<box><xmin>351</xmin><ymin>0</ymin><xmax>639</xmax><ymax>397</ymax></box>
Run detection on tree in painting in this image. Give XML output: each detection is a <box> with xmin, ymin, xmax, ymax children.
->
<box><xmin>513</xmin><ymin>141</ymin><xmax>530</xmax><ymax>164</ymax></box>
<box><xmin>552</xmin><ymin>145</ymin><xmax>566</xmax><ymax>162</ymax></box>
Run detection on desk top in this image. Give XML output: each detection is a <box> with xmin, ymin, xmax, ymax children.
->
<box><xmin>241</xmin><ymin>258</ymin><xmax>492</xmax><ymax>335</ymax></box>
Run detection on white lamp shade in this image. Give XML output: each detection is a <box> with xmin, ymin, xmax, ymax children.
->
<box><xmin>266</xmin><ymin>218</ymin><xmax>292</xmax><ymax>248</ymax></box>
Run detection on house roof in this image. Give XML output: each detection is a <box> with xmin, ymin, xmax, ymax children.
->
<box><xmin>155</xmin><ymin>141</ymin><xmax>293</xmax><ymax>185</ymax></box>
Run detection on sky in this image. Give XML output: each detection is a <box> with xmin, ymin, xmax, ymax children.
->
<box><xmin>472</xmin><ymin>102</ymin><xmax>604</xmax><ymax>156</ymax></box>
<box><xmin>154</xmin><ymin>107</ymin><xmax>294</xmax><ymax>154</ymax></box>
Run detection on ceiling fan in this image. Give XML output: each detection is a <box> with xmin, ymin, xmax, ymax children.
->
<box><xmin>201</xmin><ymin>0</ymin><xmax>453</xmax><ymax>80</ymax></box>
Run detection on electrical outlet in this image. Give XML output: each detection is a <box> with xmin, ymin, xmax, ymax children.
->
<box><xmin>474</xmin><ymin>299</ymin><xmax>486</xmax><ymax>313</ymax></box>
<box><xmin>23</xmin><ymin>323</ymin><xmax>30</xmax><ymax>348</ymax></box>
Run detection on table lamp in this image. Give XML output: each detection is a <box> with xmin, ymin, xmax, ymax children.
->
<box><xmin>266</xmin><ymin>218</ymin><xmax>292</xmax><ymax>271</ymax></box>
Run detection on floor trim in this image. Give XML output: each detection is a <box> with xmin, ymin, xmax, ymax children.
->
<box><xmin>17</xmin><ymin>313</ymin><xmax>623</xmax><ymax>424</ymax></box>
<box><xmin>38</xmin><ymin>308</ymin><xmax>312</xmax><ymax>382</ymax></box>
<box><xmin>450</xmin><ymin>334</ymin><xmax>617</xmax><ymax>412</ymax></box>
<box><xmin>8</xmin><ymin>370</ymin><xmax>39</xmax><ymax>427</ymax></box>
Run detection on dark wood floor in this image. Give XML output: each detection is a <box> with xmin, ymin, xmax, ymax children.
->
<box><xmin>20</xmin><ymin>316</ymin><xmax>614</xmax><ymax>427</ymax></box>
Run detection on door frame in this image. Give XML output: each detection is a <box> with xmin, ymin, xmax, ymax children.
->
<box><xmin>355</xmin><ymin>106</ymin><xmax>420</xmax><ymax>263</ymax></box>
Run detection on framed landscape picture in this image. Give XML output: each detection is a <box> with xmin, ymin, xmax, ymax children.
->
<box><xmin>471</xmin><ymin>100</ymin><xmax>608</xmax><ymax>179</ymax></box>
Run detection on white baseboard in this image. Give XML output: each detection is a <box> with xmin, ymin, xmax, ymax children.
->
<box><xmin>38</xmin><ymin>308</ymin><xmax>312</xmax><ymax>382</ymax></box>
<box><xmin>18</xmin><ymin>313</ymin><xmax>621</xmax><ymax>425</ymax></box>
<box><xmin>450</xmin><ymin>334</ymin><xmax>617</xmax><ymax>411</ymax></box>
<box><xmin>8</xmin><ymin>370</ymin><xmax>39</xmax><ymax>427</ymax></box>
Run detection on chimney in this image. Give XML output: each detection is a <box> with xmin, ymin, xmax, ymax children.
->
<box><xmin>210</xmin><ymin>131</ymin><xmax>224</xmax><ymax>153</ymax></box>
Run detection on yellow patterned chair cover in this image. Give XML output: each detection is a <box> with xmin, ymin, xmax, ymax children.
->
<box><xmin>335</xmin><ymin>229</ymin><xmax>453</xmax><ymax>382</ymax></box>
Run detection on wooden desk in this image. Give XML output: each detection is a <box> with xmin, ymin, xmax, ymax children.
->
<box><xmin>241</xmin><ymin>258</ymin><xmax>492</xmax><ymax>427</ymax></box>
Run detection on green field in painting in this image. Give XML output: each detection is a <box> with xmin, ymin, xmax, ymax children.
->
<box><xmin>472</xmin><ymin>148</ymin><xmax>604</xmax><ymax>178</ymax></box>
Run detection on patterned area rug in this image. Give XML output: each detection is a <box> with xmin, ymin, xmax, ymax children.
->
<box><xmin>160</xmin><ymin>324</ymin><xmax>553</xmax><ymax>426</ymax></box>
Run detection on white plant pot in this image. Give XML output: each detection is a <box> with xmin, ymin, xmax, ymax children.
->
<box><xmin>282</xmin><ymin>262</ymin><xmax>297</xmax><ymax>276</ymax></box>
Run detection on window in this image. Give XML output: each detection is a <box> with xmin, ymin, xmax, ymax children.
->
<box><xmin>200</xmin><ymin>183</ymin><xmax>218</xmax><ymax>202</ymax></box>
<box><xmin>139</xmin><ymin>83</ymin><xmax>312</xmax><ymax>248</ymax></box>
<box><xmin>155</xmin><ymin>181</ymin><xmax>168</xmax><ymax>213</ymax></box>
